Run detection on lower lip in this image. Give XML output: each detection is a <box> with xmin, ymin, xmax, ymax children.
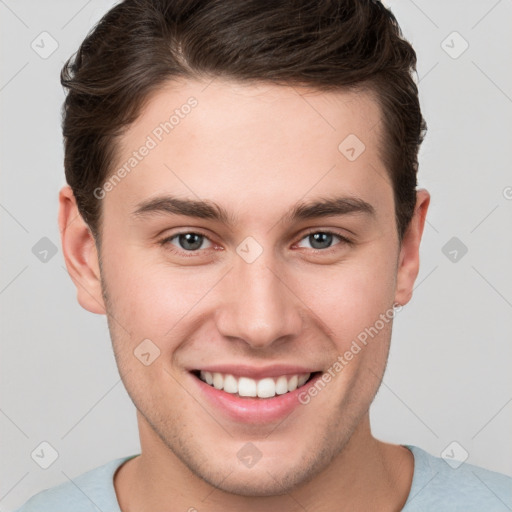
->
<box><xmin>190</xmin><ymin>372</ymin><xmax>322</xmax><ymax>423</ymax></box>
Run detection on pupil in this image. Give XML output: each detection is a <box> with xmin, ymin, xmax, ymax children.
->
<box><xmin>310</xmin><ymin>232</ymin><xmax>332</xmax><ymax>250</ymax></box>
<box><xmin>179</xmin><ymin>233</ymin><xmax>202</xmax><ymax>251</ymax></box>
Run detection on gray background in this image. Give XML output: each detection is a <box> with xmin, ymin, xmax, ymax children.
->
<box><xmin>1</xmin><ymin>0</ymin><xmax>511</xmax><ymax>510</ymax></box>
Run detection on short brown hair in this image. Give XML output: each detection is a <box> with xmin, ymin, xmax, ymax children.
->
<box><xmin>61</xmin><ymin>0</ymin><xmax>426</xmax><ymax>244</ymax></box>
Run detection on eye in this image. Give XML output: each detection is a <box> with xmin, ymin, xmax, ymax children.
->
<box><xmin>295</xmin><ymin>230</ymin><xmax>352</xmax><ymax>251</ymax></box>
<box><xmin>160</xmin><ymin>232</ymin><xmax>213</xmax><ymax>254</ymax></box>
<box><xmin>159</xmin><ymin>229</ymin><xmax>353</xmax><ymax>257</ymax></box>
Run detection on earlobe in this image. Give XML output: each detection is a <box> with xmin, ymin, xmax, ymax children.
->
<box><xmin>58</xmin><ymin>185</ymin><xmax>106</xmax><ymax>315</ymax></box>
<box><xmin>394</xmin><ymin>188</ymin><xmax>430</xmax><ymax>307</ymax></box>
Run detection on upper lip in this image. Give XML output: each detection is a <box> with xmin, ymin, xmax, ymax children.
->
<box><xmin>190</xmin><ymin>364</ymin><xmax>319</xmax><ymax>380</ymax></box>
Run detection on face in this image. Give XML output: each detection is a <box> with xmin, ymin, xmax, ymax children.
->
<box><xmin>62</xmin><ymin>78</ymin><xmax>427</xmax><ymax>496</ymax></box>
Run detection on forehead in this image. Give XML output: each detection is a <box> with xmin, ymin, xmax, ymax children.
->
<box><xmin>106</xmin><ymin>78</ymin><xmax>393</xmax><ymax>228</ymax></box>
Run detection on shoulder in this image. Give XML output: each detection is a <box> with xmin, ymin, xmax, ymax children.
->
<box><xmin>402</xmin><ymin>445</ymin><xmax>512</xmax><ymax>512</ymax></box>
<box><xmin>12</xmin><ymin>455</ymin><xmax>138</xmax><ymax>512</ymax></box>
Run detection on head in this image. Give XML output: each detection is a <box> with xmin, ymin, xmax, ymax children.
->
<box><xmin>59</xmin><ymin>0</ymin><xmax>429</xmax><ymax>497</ymax></box>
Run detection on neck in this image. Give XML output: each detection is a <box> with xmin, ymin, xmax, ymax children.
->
<box><xmin>114</xmin><ymin>413</ymin><xmax>414</xmax><ymax>512</ymax></box>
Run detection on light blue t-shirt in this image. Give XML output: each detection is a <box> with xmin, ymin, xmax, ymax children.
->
<box><xmin>12</xmin><ymin>445</ymin><xmax>512</xmax><ymax>511</ymax></box>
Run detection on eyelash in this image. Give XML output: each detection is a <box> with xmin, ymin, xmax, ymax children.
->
<box><xmin>158</xmin><ymin>229</ymin><xmax>354</xmax><ymax>257</ymax></box>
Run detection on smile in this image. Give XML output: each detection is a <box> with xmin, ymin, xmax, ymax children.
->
<box><xmin>196</xmin><ymin>370</ymin><xmax>317</xmax><ymax>398</ymax></box>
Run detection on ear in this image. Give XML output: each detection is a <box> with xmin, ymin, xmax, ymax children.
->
<box><xmin>394</xmin><ymin>188</ymin><xmax>430</xmax><ymax>307</ymax></box>
<box><xmin>58</xmin><ymin>185</ymin><xmax>106</xmax><ymax>314</ymax></box>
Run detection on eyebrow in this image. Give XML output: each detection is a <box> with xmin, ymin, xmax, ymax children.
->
<box><xmin>131</xmin><ymin>194</ymin><xmax>376</xmax><ymax>227</ymax></box>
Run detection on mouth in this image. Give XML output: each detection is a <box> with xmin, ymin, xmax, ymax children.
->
<box><xmin>190</xmin><ymin>369</ymin><xmax>321</xmax><ymax>399</ymax></box>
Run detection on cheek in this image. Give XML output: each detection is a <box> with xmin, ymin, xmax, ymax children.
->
<box><xmin>295</xmin><ymin>245</ymin><xmax>397</xmax><ymax>341</ymax></box>
<box><xmin>102</xmin><ymin>249</ymin><xmax>221</xmax><ymax>343</ymax></box>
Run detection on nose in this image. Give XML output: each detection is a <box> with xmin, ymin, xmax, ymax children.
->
<box><xmin>215</xmin><ymin>250</ymin><xmax>304</xmax><ymax>349</ymax></box>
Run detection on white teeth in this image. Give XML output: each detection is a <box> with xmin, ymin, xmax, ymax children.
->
<box><xmin>213</xmin><ymin>372</ymin><xmax>223</xmax><ymax>390</ymax></box>
<box><xmin>223</xmin><ymin>374</ymin><xmax>238</xmax><ymax>394</ymax></box>
<box><xmin>198</xmin><ymin>371</ymin><xmax>312</xmax><ymax>398</ymax></box>
<box><xmin>238</xmin><ymin>376</ymin><xmax>257</xmax><ymax>397</ymax></box>
<box><xmin>287</xmin><ymin>375</ymin><xmax>298</xmax><ymax>392</ymax></box>
<box><xmin>257</xmin><ymin>378</ymin><xmax>275</xmax><ymax>398</ymax></box>
<box><xmin>275</xmin><ymin>376</ymin><xmax>289</xmax><ymax>395</ymax></box>
<box><xmin>297</xmin><ymin>374</ymin><xmax>309</xmax><ymax>387</ymax></box>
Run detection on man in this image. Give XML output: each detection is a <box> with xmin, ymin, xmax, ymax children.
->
<box><xmin>14</xmin><ymin>0</ymin><xmax>511</xmax><ymax>510</ymax></box>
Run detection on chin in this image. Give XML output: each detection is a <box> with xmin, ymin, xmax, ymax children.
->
<box><xmin>194</xmin><ymin>444</ymin><xmax>334</xmax><ymax>498</ymax></box>
<box><xmin>203</xmin><ymin>464</ymin><xmax>310</xmax><ymax>497</ymax></box>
